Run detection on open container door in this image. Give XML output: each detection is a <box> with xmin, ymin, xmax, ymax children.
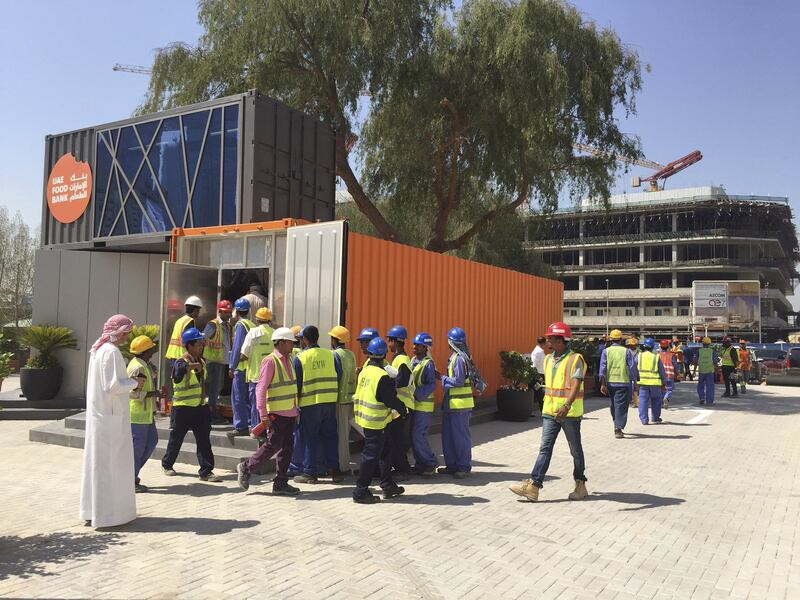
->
<box><xmin>284</xmin><ymin>221</ymin><xmax>347</xmax><ymax>339</ymax></box>
<box><xmin>159</xmin><ymin>262</ymin><xmax>219</xmax><ymax>388</ymax></box>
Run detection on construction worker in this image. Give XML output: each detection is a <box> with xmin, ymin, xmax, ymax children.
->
<box><xmin>385</xmin><ymin>325</ymin><xmax>414</xmax><ymax>479</ymax></box>
<box><xmin>240</xmin><ymin>283</ymin><xmax>268</xmax><ymax>316</ymax></box>
<box><xmin>636</xmin><ymin>338</ymin><xmax>667</xmax><ymax>425</ymax></box>
<box><xmin>356</xmin><ymin>328</ymin><xmax>381</xmax><ymax>370</ymax></box>
<box><xmin>293</xmin><ymin>325</ymin><xmax>343</xmax><ymax>483</ymax></box>
<box><xmin>598</xmin><ymin>329</ymin><xmax>638</xmax><ymax>439</ymax></box>
<box><xmin>438</xmin><ymin>327</ymin><xmax>476</xmax><ymax>478</ymax></box>
<box><xmin>738</xmin><ymin>340</ymin><xmax>752</xmax><ymax>394</ymax></box>
<box><xmin>671</xmin><ymin>337</ymin><xmax>685</xmax><ymax>381</ymax></box>
<box><xmin>329</xmin><ymin>325</ymin><xmax>359</xmax><ymax>474</ymax></box>
<box><xmin>626</xmin><ymin>337</ymin><xmax>640</xmax><ymax>407</ymax></box>
<box><xmin>127</xmin><ymin>335</ymin><xmax>161</xmax><ymax>493</ymax></box>
<box><xmin>202</xmin><ymin>300</ymin><xmax>233</xmax><ymax>423</ymax></box>
<box><xmin>352</xmin><ymin>337</ymin><xmax>408</xmax><ymax>504</ymax></box>
<box><xmin>236</xmin><ymin>327</ymin><xmax>301</xmax><ymax>495</ymax></box>
<box><xmin>240</xmin><ymin>307</ymin><xmax>275</xmax><ymax>430</ymax></box>
<box><xmin>658</xmin><ymin>339</ymin><xmax>680</xmax><ymax>409</ymax></box>
<box><xmin>165</xmin><ymin>295</ymin><xmax>203</xmax><ymax>362</ymax></box>
<box><xmin>530</xmin><ymin>336</ymin><xmax>547</xmax><ymax>415</ymax></box>
<box><xmin>410</xmin><ymin>332</ymin><xmax>438</xmax><ymax>475</ymax></box>
<box><xmin>509</xmin><ymin>322</ymin><xmax>588</xmax><ymax>502</ymax></box>
<box><xmin>290</xmin><ymin>326</ymin><xmax>303</xmax><ymax>359</ymax></box>
<box><xmin>719</xmin><ymin>336</ymin><xmax>739</xmax><ymax>398</ymax></box>
<box><xmin>228</xmin><ymin>298</ymin><xmax>254</xmax><ymax>437</ymax></box>
<box><xmin>697</xmin><ymin>336</ymin><xmax>719</xmax><ymax>405</ymax></box>
<box><xmin>161</xmin><ymin>328</ymin><xmax>221</xmax><ymax>482</ymax></box>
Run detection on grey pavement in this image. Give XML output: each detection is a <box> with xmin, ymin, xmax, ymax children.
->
<box><xmin>1</xmin><ymin>382</ymin><xmax>799</xmax><ymax>599</ymax></box>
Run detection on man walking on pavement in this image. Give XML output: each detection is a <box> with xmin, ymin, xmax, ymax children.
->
<box><xmin>599</xmin><ymin>329</ymin><xmax>638</xmax><ymax>438</ymax></box>
<box><xmin>202</xmin><ymin>300</ymin><xmax>233</xmax><ymax>423</ymax></box>
<box><xmin>509</xmin><ymin>322</ymin><xmax>588</xmax><ymax>503</ymax></box>
<box><xmin>637</xmin><ymin>338</ymin><xmax>667</xmax><ymax>425</ymax></box>
<box><xmin>410</xmin><ymin>332</ymin><xmax>438</xmax><ymax>475</ymax></box>
<box><xmin>127</xmin><ymin>335</ymin><xmax>162</xmax><ymax>492</ymax></box>
<box><xmin>658</xmin><ymin>339</ymin><xmax>680</xmax><ymax>410</ymax></box>
<box><xmin>240</xmin><ymin>307</ymin><xmax>275</xmax><ymax>431</ymax></box>
<box><xmin>352</xmin><ymin>337</ymin><xmax>408</xmax><ymax>504</ymax></box>
<box><xmin>719</xmin><ymin>336</ymin><xmax>739</xmax><ymax>398</ymax></box>
<box><xmin>530</xmin><ymin>336</ymin><xmax>547</xmax><ymax>415</ymax></box>
<box><xmin>329</xmin><ymin>325</ymin><xmax>360</xmax><ymax>474</ymax></box>
<box><xmin>697</xmin><ymin>336</ymin><xmax>719</xmax><ymax>405</ymax></box>
<box><xmin>236</xmin><ymin>327</ymin><xmax>301</xmax><ymax>495</ymax></box>
<box><xmin>386</xmin><ymin>325</ymin><xmax>414</xmax><ymax>480</ymax></box>
<box><xmin>228</xmin><ymin>298</ymin><xmax>254</xmax><ymax>437</ymax></box>
<box><xmin>738</xmin><ymin>340</ymin><xmax>752</xmax><ymax>394</ymax></box>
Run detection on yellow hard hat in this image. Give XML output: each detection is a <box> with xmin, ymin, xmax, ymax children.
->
<box><xmin>130</xmin><ymin>335</ymin><xmax>156</xmax><ymax>354</ymax></box>
<box><xmin>702</xmin><ymin>336</ymin><xmax>712</xmax><ymax>344</ymax></box>
<box><xmin>255</xmin><ymin>307</ymin><xmax>273</xmax><ymax>321</ymax></box>
<box><xmin>625</xmin><ymin>337</ymin><xmax>638</xmax><ymax>346</ymax></box>
<box><xmin>290</xmin><ymin>325</ymin><xmax>303</xmax><ymax>336</ymax></box>
<box><xmin>609</xmin><ymin>329</ymin><xmax>624</xmax><ymax>340</ymax></box>
<box><xmin>328</xmin><ymin>325</ymin><xmax>351</xmax><ymax>343</ymax></box>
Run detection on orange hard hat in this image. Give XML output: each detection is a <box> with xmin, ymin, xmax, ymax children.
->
<box><xmin>545</xmin><ymin>322</ymin><xmax>572</xmax><ymax>341</ymax></box>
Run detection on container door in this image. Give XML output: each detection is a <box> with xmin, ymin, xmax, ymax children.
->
<box><xmin>159</xmin><ymin>262</ymin><xmax>219</xmax><ymax>387</ymax></box>
<box><xmin>284</xmin><ymin>221</ymin><xmax>347</xmax><ymax>339</ymax></box>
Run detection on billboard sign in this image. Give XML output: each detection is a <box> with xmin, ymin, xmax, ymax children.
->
<box><xmin>46</xmin><ymin>153</ymin><xmax>92</xmax><ymax>224</ymax></box>
<box><xmin>692</xmin><ymin>280</ymin><xmax>760</xmax><ymax>331</ymax></box>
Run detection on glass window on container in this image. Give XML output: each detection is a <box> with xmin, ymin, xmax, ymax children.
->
<box><xmin>191</xmin><ymin>108</ymin><xmax>222</xmax><ymax>227</ymax></box>
<box><xmin>149</xmin><ymin>117</ymin><xmax>188</xmax><ymax>228</ymax></box>
<box><xmin>222</xmin><ymin>105</ymin><xmax>239</xmax><ymax>224</ymax></box>
<box><xmin>245</xmin><ymin>234</ymin><xmax>271</xmax><ymax>268</ymax></box>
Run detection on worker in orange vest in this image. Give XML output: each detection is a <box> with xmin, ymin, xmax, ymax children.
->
<box><xmin>658</xmin><ymin>339</ymin><xmax>680</xmax><ymax>409</ymax></box>
<box><xmin>737</xmin><ymin>340</ymin><xmax>752</xmax><ymax>394</ymax></box>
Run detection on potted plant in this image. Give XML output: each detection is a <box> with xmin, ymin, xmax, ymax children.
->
<box><xmin>497</xmin><ymin>351</ymin><xmax>537</xmax><ymax>421</ymax></box>
<box><xmin>0</xmin><ymin>334</ymin><xmax>13</xmax><ymax>390</ymax></box>
<box><xmin>120</xmin><ymin>324</ymin><xmax>160</xmax><ymax>362</ymax></box>
<box><xmin>19</xmin><ymin>325</ymin><xmax>78</xmax><ymax>401</ymax></box>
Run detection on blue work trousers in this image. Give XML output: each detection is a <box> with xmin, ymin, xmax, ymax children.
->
<box><xmin>205</xmin><ymin>362</ymin><xmax>226</xmax><ymax>416</ymax></box>
<box><xmin>663</xmin><ymin>378</ymin><xmax>675</xmax><ymax>403</ymax></box>
<box><xmin>441</xmin><ymin>409</ymin><xmax>471</xmax><ymax>473</ymax></box>
<box><xmin>231</xmin><ymin>369</ymin><xmax>250</xmax><ymax>430</ymax></box>
<box><xmin>411</xmin><ymin>411</ymin><xmax>438</xmax><ymax>470</ymax></box>
<box><xmin>608</xmin><ymin>384</ymin><xmax>630</xmax><ymax>430</ymax></box>
<box><xmin>288</xmin><ymin>422</ymin><xmax>325</xmax><ymax>475</ymax></box>
<box><xmin>354</xmin><ymin>428</ymin><xmax>393</xmax><ymax>500</ymax></box>
<box><xmin>638</xmin><ymin>385</ymin><xmax>663</xmax><ymax>424</ymax></box>
<box><xmin>299</xmin><ymin>403</ymin><xmax>339</xmax><ymax>477</ymax></box>
<box><xmin>531</xmin><ymin>417</ymin><xmax>586</xmax><ymax>488</ymax></box>
<box><xmin>697</xmin><ymin>372</ymin><xmax>715</xmax><ymax>405</ymax></box>
<box><xmin>131</xmin><ymin>422</ymin><xmax>158</xmax><ymax>481</ymax></box>
<box><xmin>247</xmin><ymin>383</ymin><xmax>261</xmax><ymax>428</ymax></box>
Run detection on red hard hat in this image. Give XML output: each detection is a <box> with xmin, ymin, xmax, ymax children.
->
<box><xmin>660</xmin><ymin>339</ymin><xmax>671</xmax><ymax>348</ymax></box>
<box><xmin>694</xmin><ymin>336</ymin><xmax>702</xmax><ymax>342</ymax></box>
<box><xmin>722</xmin><ymin>336</ymin><xmax>731</xmax><ymax>343</ymax></box>
<box><xmin>545</xmin><ymin>322</ymin><xmax>572</xmax><ymax>341</ymax></box>
<box><xmin>217</xmin><ymin>300</ymin><xmax>233</xmax><ymax>312</ymax></box>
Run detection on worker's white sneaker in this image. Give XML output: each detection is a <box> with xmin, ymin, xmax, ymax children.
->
<box><xmin>200</xmin><ymin>472</ymin><xmax>222</xmax><ymax>482</ymax></box>
<box><xmin>567</xmin><ymin>480</ymin><xmax>588</xmax><ymax>501</ymax></box>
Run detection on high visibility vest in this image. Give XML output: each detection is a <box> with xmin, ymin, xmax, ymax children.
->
<box><xmin>334</xmin><ymin>347</ymin><xmax>356</xmax><ymax>405</ymax></box>
<box><xmin>172</xmin><ymin>358</ymin><xmax>206</xmax><ymax>407</ymax></box>
<box><xmin>298</xmin><ymin>347</ymin><xmax>339</xmax><ymax>407</ymax></box>
<box><xmin>739</xmin><ymin>349</ymin><xmax>751</xmax><ymax>370</ymax></box>
<box><xmin>234</xmin><ymin>319</ymin><xmax>255</xmax><ymax>371</ymax></box>
<box><xmin>291</xmin><ymin>347</ymin><xmax>301</xmax><ymax>359</ymax></box>
<box><xmin>392</xmin><ymin>353</ymin><xmax>415</xmax><ymax>411</ymax></box>
<box><xmin>128</xmin><ymin>357</ymin><xmax>155</xmax><ymax>424</ymax></box>
<box><xmin>354</xmin><ymin>364</ymin><xmax>392</xmax><ymax>430</ymax></box>
<box><xmin>446</xmin><ymin>354</ymin><xmax>474</xmax><ymax>410</ymax></box>
<box><xmin>720</xmin><ymin>347</ymin><xmax>736</xmax><ymax>367</ymax></box>
<box><xmin>605</xmin><ymin>344</ymin><xmax>630</xmax><ymax>384</ymax></box>
<box><xmin>542</xmin><ymin>351</ymin><xmax>585</xmax><ymax>418</ymax></box>
<box><xmin>659</xmin><ymin>351</ymin><xmax>676</xmax><ymax>380</ymax></box>
<box><xmin>698</xmin><ymin>347</ymin><xmax>715</xmax><ymax>374</ymax></box>
<box><xmin>412</xmin><ymin>357</ymin><xmax>435</xmax><ymax>413</ymax></box>
<box><xmin>202</xmin><ymin>317</ymin><xmax>229</xmax><ymax>364</ymax></box>
<box><xmin>166</xmin><ymin>315</ymin><xmax>193</xmax><ymax>360</ymax></box>
<box><xmin>264</xmin><ymin>353</ymin><xmax>298</xmax><ymax>413</ymax></box>
<box><xmin>245</xmin><ymin>324</ymin><xmax>274</xmax><ymax>383</ymax></box>
<box><xmin>638</xmin><ymin>351</ymin><xmax>662</xmax><ymax>386</ymax></box>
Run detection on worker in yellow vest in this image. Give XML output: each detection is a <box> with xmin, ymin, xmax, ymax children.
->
<box><xmin>228</xmin><ymin>298</ymin><xmax>254</xmax><ymax>436</ymax></box>
<box><xmin>697</xmin><ymin>337</ymin><xmax>719</xmax><ymax>405</ymax></box>
<box><xmin>410</xmin><ymin>332</ymin><xmax>438</xmax><ymax>475</ymax></box>
<box><xmin>236</xmin><ymin>327</ymin><xmax>302</xmax><ymax>495</ymax></box>
<box><xmin>128</xmin><ymin>335</ymin><xmax>161</xmax><ymax>493</ymax></box>
<box><xmin>161</xmin><ymin>328</ymin><xmax>221</xmax><ymax>482</ymax></box>
<box><xmin>165</xmin><ymin>295</ymin><xmax>203</xmax><ymax>362</ymax></box>
<box><xmin>385</xmin><ymin>325</ymin><xmax>414</xmax><ymax>480</ymax></box>
<box><xmin>352</xmin><ymin>337</ymin><xmax>409</xmax><ymax>504</ymax></box>
<box><xmin>636</xmin><ymin>338</ymin><xmax>667</xmax><ymax>425</ymax></box>
<box><xmin>510</xmin><ymin>322</ymin><xmax>588</xmax><ymax>502</ymax></box>
<box><xmin>292</xmin><ymin>325</ymin><xmax>343</xmax><ymax>484</ymax></box>
<box><xmin>356</xmin><ymin>327</ymin><xmax>381</xmax><ymax>372</ymax></box>
<box><xmin>329</xmin><ymin>325</ymin><xmax>359</xmax><ymax>474</ymax></box>
<box><xmin>240</xmin><ymin>307</ymin><xmax>275</xmax><ymax>431</ymax></box>
<box><xmin>290</xmin><ymin>325</ymin><xmax>303</xmax><ymax>359</ymax></box>
<box><xmin>738</xmin><ymin>340</ymin><xmax>752</xmax><ymax>394</ymax></box>
<box><xmin>437</xmin><ymin>327</ymin><xmax>476</xmax><ymax>478</ymax></box>
<box><xmin>598</xmin><ymin>329</ymin><xmax>639</xmax><ymax>439</ymax></box>
<box><xmin>719</xmin><ymin>336</ymin><xmax>739</xmax><ymax>398</ymax></box>
<box><xmin>202</xmin><ymin>299</ymin><xmax>233</xmax><ymax>423</ymax></box>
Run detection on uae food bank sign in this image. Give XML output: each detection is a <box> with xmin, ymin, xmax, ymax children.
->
<box><xmin>46</xmin><ymin>153</ymin><xmax>92</xmax><ymax>224</ymax></box>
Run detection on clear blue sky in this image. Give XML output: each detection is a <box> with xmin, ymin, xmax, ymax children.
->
<box><xmin>1</xmin><ymin>1</ymin><xmax>798</xmax><ymax>230</ymax></box>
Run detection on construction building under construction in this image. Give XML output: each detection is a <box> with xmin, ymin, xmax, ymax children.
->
<box><xmin>527</xmin><ymin>186</ymin><xmax>799</xmax><ymax>340</ymax></box>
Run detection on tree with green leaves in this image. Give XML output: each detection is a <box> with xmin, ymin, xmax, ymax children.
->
<box><xmin>142</xmin><ymin>0</ymin><xmax>642</xmax><ymax>254</ymax></box>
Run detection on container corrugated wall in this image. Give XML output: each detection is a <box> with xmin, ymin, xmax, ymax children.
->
<box><xmin>344</xmin><ymin>233</ymin><xmax>564</xmax><ymax>397</ymax></box>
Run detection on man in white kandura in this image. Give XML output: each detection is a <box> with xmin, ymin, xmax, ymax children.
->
<box><xmin>79</xmin><ymin>314</ymin><xmax>140</xmax><ymax>528</ymax></box>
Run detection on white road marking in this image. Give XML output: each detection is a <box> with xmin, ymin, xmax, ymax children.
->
<box><xmin>687</xmin><ymin>409</ymin><xmax>713</xmax><ymax>424</ymax></box>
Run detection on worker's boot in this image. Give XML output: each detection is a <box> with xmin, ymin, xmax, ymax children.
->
<box><xmin>614</xmin><ymin>428</ymin><xmax>624</xmax><ymax>439</ymax></box>
<box><xmin>568</xmin><ymin>480</ymin><xmax>588</xmax><ymax>501</ymax></box>
<box><xmin>509</xmin><ymin>479</ymin><xmax>539</xmax><ymax>502</ymax></box>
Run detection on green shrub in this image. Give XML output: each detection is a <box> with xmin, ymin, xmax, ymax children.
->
<box><xmin>499</xmin><ymin>351</ymin><xmax>537</xmax><ymax>391</ymax></box>
<box><xmin>20</xmin><ymin>325</ymin><xmax>78</xmax><ymax>369</ymax></box>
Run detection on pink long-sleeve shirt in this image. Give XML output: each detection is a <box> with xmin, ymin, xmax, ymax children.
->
<box><xmin>255</xmin><ymin>348</ymin><xmax>299</xmax><ymax>418</ymax></box>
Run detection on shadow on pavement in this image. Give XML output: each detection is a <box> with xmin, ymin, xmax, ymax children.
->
<box><xmin>144</xmin><ymin>483</ymin><xmax>235</xmax><ymax>497</ymax></box>
<box><xmin>658</xmin><ymin>421</ymin><xmax>710</xmax><ymax>427</ymax></box>
<box><xmin>623</xmin><ymin>432</ymin><xmax>692</xmax><ymax>440</ymax></box>
<box><xmin>0</xmin><ymin>532</ymin><xmax>124</xmax><ymax>580</ymax></box>
<box><xmin>389</xmin><ymin>493</ymin><xmax>490</xmax><ymax>506</ymax></box>
<box><xmin>114</xmin><ymin>516</ymin><xmax>259</xmax><ymax>535</ymax></box>
<box><xmin>540</xmin><ymin>491</ymin><xmax>685</xmax><ymax>511</ymax></box>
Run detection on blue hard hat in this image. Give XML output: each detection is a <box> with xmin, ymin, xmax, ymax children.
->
<box><xmin>182</xmin><ymin>327</ymin><xmax>205</xmax><ymax>346</ymax></box>
<box><xmin>642</xmin><ymin>337</ymin><xmax>656</xmax><ymax>349</ymax></box>
<box><xmin>234</xmin><ymin>298</ymin><xmax>251</xmax><ymax>311</ymax></box>
<box><xmin>367</xmin><ymin>337</ymin><xmax>388</xmax><ymax>357</ymax></box>
<box><xmin>448</xmin><ymin>327</ymin><xmax>467</xmax><ymax>343</ymax></box>
<box><xmin>387</xmin><ymin>325</ymin><xmax>408</xmax><ymax>340</ymax></box>
<box><xmin>413</xmin><ymin>332</ymin><xmax>433</xmax><ymax>347</ymax></box>
<box><xmin>357</xmin><ymin>327</ymin><xmax>380</xmax><ymax>341</ymax></box>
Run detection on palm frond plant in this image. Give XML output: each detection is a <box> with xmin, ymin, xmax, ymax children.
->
<box><xmin>120</xmin><ymin>325</ymin><xmax>160</xmax><ymax>361</ymax></box>
<box><xmin>20</xmin><ymin>325</ymin><xmax>78</xmax><ymax>369</ymax></box>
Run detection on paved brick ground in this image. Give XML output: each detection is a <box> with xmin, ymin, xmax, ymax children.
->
<box><xmin>1</xmin><ymin>382</ymin><xmax>799</xmax><ymax>599</ymax></box>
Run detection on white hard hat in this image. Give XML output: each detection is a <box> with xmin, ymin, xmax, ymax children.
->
<box><xmin>185</xmin><ymin>295</ymin><xmax>203</xmax><ymax>309</ymax></box>
<box><xmin>272</xmin><ymin>327</ymin><xmax>296</xmax><ymax>343</ymax></box>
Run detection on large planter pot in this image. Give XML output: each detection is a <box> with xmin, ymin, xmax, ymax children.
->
<box><xmin>20</xmin><ymin>366</ymin><xmax>63</xmax><ymax>401</ymax></box>
<box><xmin>497</xmin><ymin>388</ymin><xmax>535</xmax><ymax>421</ymax></box>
